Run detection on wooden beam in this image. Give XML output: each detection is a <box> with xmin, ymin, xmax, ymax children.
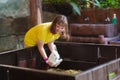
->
<box><xmin>29</xmin><ymin>0</ymin><xmax>42</xmax><ymax>26</ymax></box>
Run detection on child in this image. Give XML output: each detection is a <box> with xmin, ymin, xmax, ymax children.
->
<box><xmin>24</xmin><ymin>15</ymin><xmax>69</xmax><ymax>67</ymax></box>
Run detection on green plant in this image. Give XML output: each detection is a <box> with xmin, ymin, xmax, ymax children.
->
<box><xmin>79</xmin><ymin>0</ymin><xmax>101</xmax><ymax>9</ymax></box>
<box><xmin>42</xmin><ymin>0</ymin><xmax>120</xmax><ymax>16</ymax></box>
<box><xmin>86</xmin><ymin>0</ymin><xmax>101</xmax><ymax>7</ymax></box>
<box><xmin>99</xmin><ymin>0</ymin><xmax>120</xmax><ymax>8</ymax></box>
<box><xmin>80</xmin><ymin>0</ymin><xmax>120</xmax><ymax>9</ymax></box>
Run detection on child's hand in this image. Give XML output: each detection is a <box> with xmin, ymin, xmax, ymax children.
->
<box><xmin>54</xmin><ymin>58</ymin><xmax>63</xmax><ymax>67</ymax></box>
<box><xmin>45</xmin><ymin>60</ymin><xmax>57</xmax><ymax>67</ymax></box>
<box><xmin>47</xmin><ymin>50</ymin><xmax>62</xmax><ymax>67</ymax></box>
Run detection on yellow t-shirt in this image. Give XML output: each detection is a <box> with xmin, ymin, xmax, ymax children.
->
<box><xmin>24</xmin><ymin>22</ymin><xmax>60</xmax><ymax>47</ymax></box>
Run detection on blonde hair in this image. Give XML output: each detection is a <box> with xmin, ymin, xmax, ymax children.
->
<box><xmin>50</xmin><ymin>15</ymin><xmax>70</xmax><ymax>41</ymax></box>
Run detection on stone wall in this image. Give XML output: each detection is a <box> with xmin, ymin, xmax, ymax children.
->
<box><xmin>0</xmin><ymin>0</ymin><xmax>30</xmax><ymax>52</ymax></box>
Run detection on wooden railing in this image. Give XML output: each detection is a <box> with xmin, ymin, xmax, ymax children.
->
<box><xmin>0</xmin><ymin>42</ymin><xmax>120</xmax><ymax>80</ymax></box>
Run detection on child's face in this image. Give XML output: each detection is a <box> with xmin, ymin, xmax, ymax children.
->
<box><xmin>55</xmin><ymin>24</ymin><xmax>65</xmax><ymax>34</ymax></box>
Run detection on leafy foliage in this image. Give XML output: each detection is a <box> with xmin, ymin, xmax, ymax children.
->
<box><xmin>99</xmin><ymin>0</ymin><xmax>120</xmax><ymax>8</ymax></box>
<box><xmin>42</xmin><ymin>0</ymin><xmax>120</xmax><ymax>15</ymax></box>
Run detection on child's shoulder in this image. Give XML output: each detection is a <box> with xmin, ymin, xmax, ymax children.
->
<box><xmin>36</xmin><ymin>22</ymin><xmax>51</xmax><ymax>26</ymax></box>
<box><xmin>43</xmin><ymin>22</ymin><xmax>52</xmax><ymax>25</ymax></box>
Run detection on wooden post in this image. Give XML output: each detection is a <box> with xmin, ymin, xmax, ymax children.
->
<box><xmin>29</xmin><ymin>0</ymin><xmax>42</xmax><ymax>26</ymax></box>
